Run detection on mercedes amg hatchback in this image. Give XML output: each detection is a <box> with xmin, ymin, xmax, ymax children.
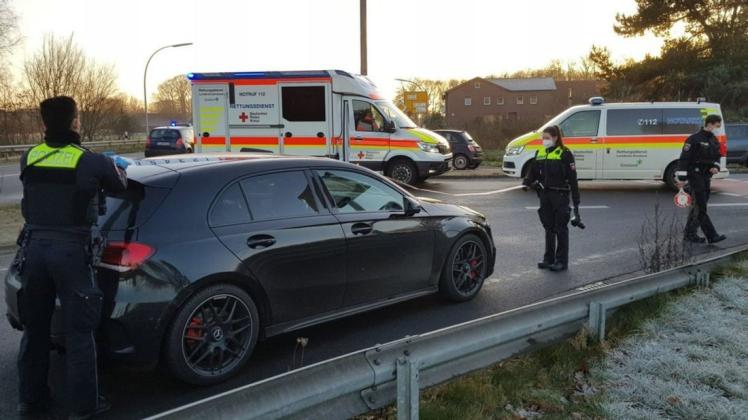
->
<box><xmin>5</xmin><ymin>154</ymin><xmax>495</xmax><ymax>385</ymax></box>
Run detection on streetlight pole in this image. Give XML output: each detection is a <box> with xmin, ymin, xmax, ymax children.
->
<box><xmin>143</xmin><ymin>42</ymin><xmax>193</xmax><ymax>135</ymax></box>
<box><xmin>360</xmin><ymin>0</ymin><xmax>367</xmax><ymax>75</ymax></box>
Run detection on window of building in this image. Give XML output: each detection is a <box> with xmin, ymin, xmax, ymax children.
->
<box><xmin>474</xmin><ymin>82</ymin><xmax>480</xmax><ymax>89</ymax></box>
<box><xmin>559</xmin><ymin>110</ymin><xmax>601</xmax><ymax>137</ymax></box>
<box><xmin>607</xmin><ymin>109</ymin><xmax>662</xmax><ymax>136</ymax></box>
<box><xmin>464</xmin><ymin>97</ymin><xmax>472</xmax><ymax>107</ymax></box>
<box><xmin>496</xmin><ymin>97</ymin><xmax>504</xmax><ymax>105</ymax></box>
<box><xmin>281</xmin><ymin>86</ymin><xmax>326</xmax><ymax>121</ymax></box>
<box><xmin>516</xmin><ymin>96</ymin><xmax>524</xmax><ymax>105</ymax></box>
<box><xmin>530</xmin><ymin>95</ymin><xmax>538</xmax><ymax>105</ymax></box>
<box><xmin>316</xmin><ymin>170</ymin><xmax>405</xmax><ymax>213</ymax></box>
<box><xmin>239</xmin><ymin>171</ymin><xmax>319</xmax><ymax>221</ymax></box>
<box><xmin>483</xmin><ymin>96</ymin><xmax>491</xmax><ymax>106</ymax></box>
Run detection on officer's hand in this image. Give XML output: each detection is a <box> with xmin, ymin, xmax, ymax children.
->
<box><xmin>573</xmin><ymin>206</ymin><xmax>581</xmax><ymax>220</ymax></box>
<box><xmin>709</xmin><ymin>167</ymin><xmax>719</xmax><ymax>175</ymax></box>
<box><xmin>676</xmin><ymin>180</ymin><xmax>686</xmax><ymax>189</ymax></box>
<box><xmin>112</xmin><ymin>156</ymin><xmax>131</xmax><ymax>170</ymax></box>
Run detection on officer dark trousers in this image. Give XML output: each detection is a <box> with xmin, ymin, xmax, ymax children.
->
<box><xmin>685</xmin><ymin>170</ymin><xmax>717</xmax><ymax>239</ymax></box>
<box><xmin>538</xmin><ymin>190</ymin><xmax>571</xmax><ymax>265</ymax></box>
<box><xmin>18</xmin><ymin>236</ymin><xmax>102</xmax><ymax>414</ymax></box>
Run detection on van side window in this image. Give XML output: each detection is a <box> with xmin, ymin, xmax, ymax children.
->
<box><xmin>607</xmin><ymin>109</ymin><xmax>662</xmax><ymax>136</ymax></box>
<box><xmin>281</xmin><ymin>86</ymin><xmax>326</xmax><ymax>122</ymax></box>
<box><xmin>352</xmin><ymin>100</ymin><xmax>385</xmax><ymax>132</ymax></box>
<box><xmin>662</xmin><ymin>108</ymin><xmax>704</xmax><ymax>135</ymax></box>
<box><xmin>210</xmin><ymin>183</ymin><xmax>252</xmax><ymax>227</ymax></box>
<box><xmin>559</xmin><ymin>110</ymin><xmax>600</xmax><ymax>137</ymax></box>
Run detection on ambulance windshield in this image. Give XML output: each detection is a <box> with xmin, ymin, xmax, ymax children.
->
<box><xmin>377</xmin><ymin>101</ymin><xmax>418</xmax><ymax>129</ymax></box>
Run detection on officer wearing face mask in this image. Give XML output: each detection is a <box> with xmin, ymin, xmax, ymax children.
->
<box><xmin>522</xmin><ymin>125</ymin><xmax>581</xmax><ymax>272</ymax></box>
<box><xmin>677</xmin><ymin>114</ymin><xmax>726</xmax><ymax>244</ymax></box>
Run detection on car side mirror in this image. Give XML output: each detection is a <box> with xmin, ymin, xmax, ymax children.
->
<box><xmin>383</xmin><ymin>120</ymin><xmax>397</xmax><ymax>133</ymax></box>
<box><xmin>404</xmin><ymin>196</ymin><xmax>422</xmax><ymax>216</ymax></box>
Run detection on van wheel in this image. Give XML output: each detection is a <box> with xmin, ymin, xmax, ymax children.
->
<box><xmin>663</xmin><ymin>162</ymin><xmax>679</xmax><ymax>191</ymax></box>
<box><xmin>439</xmin><ymin>234</ymin><xmax>488</xmax><ymax>302</ymax></box>
<box><xmin>164</xmin><ymin>284</ymin><xmax>259</xmax><ymax>385</ymax></box>
<box><xmin>386</xmin><ymin>159</ymin><xmax>418</xmax><ymax>185</ymax></box>
<box><xmin>521</xmin><ymin>159</ymin><xmax>534</xmax><ymax>178</ymax></box>
<box><xmin>453</xmin><ymin>154</ymin><xmax>469</xmax><ymax>170</ymax></box>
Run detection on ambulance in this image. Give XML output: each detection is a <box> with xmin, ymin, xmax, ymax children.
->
<box><xmin>502</xmin><ymin>97</ymin><xmax>729</xmax><ymax>189</ymax></box>
<box><xmin>188</xmin><ymin>70</ymin><xmax>452</xmax><ymax>184</ymax></box>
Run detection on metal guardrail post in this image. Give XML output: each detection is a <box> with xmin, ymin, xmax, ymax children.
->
<box><xmin>396</xmin><ymin>356</ymin><xmax>419</xmax><ymax>420</ymax></box>
<box><xmin>694</xmin><ymin>270</ymin><xmax>711</xmax><ymax>288</ymax></box>
<box><xmin>588</xmin><ymin>302</ymin><xmax>607</xmax><ymax>342</ymax></box>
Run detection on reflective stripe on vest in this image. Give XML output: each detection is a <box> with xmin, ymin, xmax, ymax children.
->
<box><xmin>536</xmin><ymin>146</ymin><xmax>563</xmax><ymax>161</ymax></box>
<box><xmin>26</xmin><ymin>143</ymin><xmax>84</xmax><ymax>169</ymax></box>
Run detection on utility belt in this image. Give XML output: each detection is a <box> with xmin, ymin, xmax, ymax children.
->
<box><xmin>25</xmin><ymin>225</ymin><xmax>91</xmax><ymax>242</ymax></box>
<box><xmin>13</xmin><ymin>224</ymin><xmax>107</xmax><ymax>273</ymax></box>
<box><xmin>542</xmin><ymin>185</ymin><xmax>570</xmax><ymax>193</ymax></box>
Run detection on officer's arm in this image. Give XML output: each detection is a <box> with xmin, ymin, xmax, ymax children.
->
<box><xmin>522</xmin><ymin>151</ymin><xmax>539</xmax><ymax>187</ymax></box>
<box><xmin>98</xmin><ymin>154</ymin><xmax>128</xmax><ymax>193</ymax></box>
<box><xmin>676</xmin><ymin>136</ymin><xmax>697</xmax><ymax>180</ymax></box>
<box><xmin>563</xmin><ymin>150</ymin><xmax>580</xmax><ymax>206</ymax></box>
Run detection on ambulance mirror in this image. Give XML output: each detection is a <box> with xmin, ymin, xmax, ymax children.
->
<box><xmin>202</xmin><ymin>132</ymin><xmax>210</xmax><ymax>137</ymax></box>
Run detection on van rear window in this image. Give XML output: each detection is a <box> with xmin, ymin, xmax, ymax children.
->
<box><xmin>99</xmin><ymin>182</ymin><xmax>171</xmax><ymax>231</ymax></box>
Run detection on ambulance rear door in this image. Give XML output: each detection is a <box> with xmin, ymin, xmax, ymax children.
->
<box><xmin>228</xmin><ymin>82</ymin><xmax>281</xmax><ymax>153</ymax></box>
<box><xmin>278</xmin><ymin>83</ymin><xmax>332</xmax><ymax>156</ymax></box>
<box><xmin>194</xmin><ymin>84</ymin><xmax>230</xmax><ymax>152</ymax></box>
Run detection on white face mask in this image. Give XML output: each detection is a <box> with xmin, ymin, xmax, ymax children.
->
<box><xmin>542</xmin><ymin>139</ymin><xmax>556</xmax><ymax>148</ymax></box>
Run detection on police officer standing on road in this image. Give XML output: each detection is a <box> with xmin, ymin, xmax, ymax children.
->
<box><xmin>15</xmin><ymin>96</ymin><xmax>128</xmax><ymax>419</ymax></box>
<box><xmin>523</xmin><ymin>126</ymin><xmax>581</xmax><ymax>272</ymax></box>
<box><xmin>678</xmin><ymin>114</ymin><xmax>726</xmax><ymax>244</ymax></box>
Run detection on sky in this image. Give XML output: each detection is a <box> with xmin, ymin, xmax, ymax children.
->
<box><xmin>8</xmin><ymin>0</ymin><xmax>665</xmax><ymax>101</ymax></box>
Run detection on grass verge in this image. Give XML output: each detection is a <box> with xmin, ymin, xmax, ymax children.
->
<box><xmin>359</xmin><ymin>255</ymin><xmax>748</xmax><ymax>420</ymax></box>
<box><xmin>0</xmin><ymin>204</ymin><xmax>22</xmax><ymax>249</ymax></box>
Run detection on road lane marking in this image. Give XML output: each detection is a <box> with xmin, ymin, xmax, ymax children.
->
<box><xmin>710</xmin><ymin>203</ymin><xmax>748</xmax><ymax>207</ymax></box>
<box><xmin>0</xmin><ymin>172</ymin><xmax>19</xmax><ymax>178</ymax></box>
<box><xmin>524</xmin><ymin>205</ymin><xmax>610</xmax><ymax>210</ymax></box>
<box><xmin>718</xmin><ymin>192</ymin><xmax>742</xmax><ymax>197</ymax></box>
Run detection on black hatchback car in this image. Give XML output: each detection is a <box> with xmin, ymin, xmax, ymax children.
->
<box><xmin>434</xmin><ymin>130</ymin><xmax>483</xmax><ymax>170</ymax></box>
<box><xmin>5</xmin><ymin>155</ymin><xmax>495</xmax><ymax>385</ymax></box>
<box><xmin>145</xmin><ymin>125</ymin><xmax>195</xmax><ymax>157</ymax></box>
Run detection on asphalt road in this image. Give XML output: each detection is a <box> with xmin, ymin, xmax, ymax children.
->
<box><xmin>1</xmin><ymin>172</ymin><xmax>748</xmax><ymax>419</ymax></box>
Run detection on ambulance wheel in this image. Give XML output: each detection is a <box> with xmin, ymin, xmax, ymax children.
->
<box><xmin>164</xmin><ymin>284</ymin><xmax>259</xmax><ymax>385</ymax></box>
<box><xmin>439</xmin><ymin>234</ymin><xmax>487</xmax><ymax>302</ymax></box>
<box><xmin>521</xmin><ymin>159</ymin><xmax>534</xmax><ymax>178</ymax></box>
<box><xmin>453</xmin><ymin>154</ymin><xmax>469</xmax><ymax>170</ymax></box>
<box><xmin>386</xmin><ymin>159</ymin><xmax>418</xmax><ymax>185</ymax></box>
<box><xmin>664</xmin><ymin>162</ymin><xmax>679</xmax><ymax>191</ymax></box>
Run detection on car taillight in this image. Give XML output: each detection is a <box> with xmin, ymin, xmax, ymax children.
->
<box><xmin>100</xmin><ymin>242</ymin><xmax>155</xmax><ymax>272</ymax></box>
<box><xmin>146</xmin><ymin>137</ymin><xmax>152</xmax><ymax>147</ymax></box>
<box><xmin>176</xmin><ymin>137</ymin><xmax>184</xmax><ymax>148</ymax></box>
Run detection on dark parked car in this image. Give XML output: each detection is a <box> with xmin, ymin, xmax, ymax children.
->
<box><xmin>5</xmin><ymin>155</ymin><xmax>495</xmax><ymax>385</ymax></box>
<box><xmin>726</xmin><ymin>123</ymin><xmax>748</xmax><ymax>165</ymax></box>
<box><xmin>434</xmin><ymin>130</ymin><xmax>483</xmax><ymax>170</ymax></box>
<box><xmin>145</xmin><ymin>125</ymin><xmax>195</xmax><ymax>157</ymax></box>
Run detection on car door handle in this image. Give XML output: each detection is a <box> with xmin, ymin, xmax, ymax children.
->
<box><xmin>590</xmin><ymin>137</ymin><xmax>598</xmax><ymax>144</ymax></box>
<box><xmin>351</xmin><ymin>222</ymin><xmax>373</xmax><ymax>236</ymax></box>
<box><xmin>354</xmin><ymin>136</ymin><xmax>363</xmax><ymax>141</ymax></box>
<box><xmin>247</xmin><ymin>235</ymin><xmax>276</xmax><ymax>249</ymax></box>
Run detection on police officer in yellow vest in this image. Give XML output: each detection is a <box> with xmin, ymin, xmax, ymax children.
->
<box><xmin>523</xmin><ymin>125</ymin><xmax>581</xmax><ymax>272</ymax></box>
<box><xmin>16</xmin><ymin>96</ymin><xmax>127</xmax><ymax>419</ymax></box>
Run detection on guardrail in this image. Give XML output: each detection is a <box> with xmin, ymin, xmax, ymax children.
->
<box><xmin>0</xmin><ymin>139</ymin><xmax>145</xmax><ymax>158</ymax></box>
<box><xmin>147</xmin><ymin>245</ymin><xmax>748</xmax><ymax>420</ymax></box>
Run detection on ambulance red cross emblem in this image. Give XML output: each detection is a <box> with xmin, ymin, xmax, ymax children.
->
<box><xmin>357</xmin><ymin>151</ymin><xmax>366</xmax><ymax>159</ymax></box>
<box><xmin>239</xmin><ymin>112</ymin><xmax>248</xmax><ymax>122</ymax></box>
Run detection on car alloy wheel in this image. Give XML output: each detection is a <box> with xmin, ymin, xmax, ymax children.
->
<box><xmin>453</xmin><ymin>154</ymin><xmax>469</xmax><ymax>170</ymax></box>
<box><xmin>181</xmin><ymin>294</ymin><xmax>254</xmax><ymax>378</ymax></box>
<box><xmin>451</xmin><ymin>240</ymin><xmax>485</xmax><ymax>296</ymax></box>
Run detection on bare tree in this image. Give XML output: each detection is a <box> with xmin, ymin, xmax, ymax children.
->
<box><xmin>153</xmin><ymin>74</ymin><xmax>191</xmax><ymax>120</ymax></box>
<box><xmin>23</xmin><ymin>33</ymin><xmax>120</xmax><ymax>141</ymax></box>
<box><xmin>0</xmin><ymin>0</ymin><xmax>19</xmax><ymax>57</ymax></box>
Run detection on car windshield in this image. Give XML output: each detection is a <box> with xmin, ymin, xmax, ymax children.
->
<box><xmin>376</xmin><ymin>101</ymin><xmax>418</xmax><ymax>129</ymax></box>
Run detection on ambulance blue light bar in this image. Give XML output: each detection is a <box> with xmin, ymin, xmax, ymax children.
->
<box><xmin>187</xmin><ymin>70</ymin><xmax>333</xmax><ymax>80</ymax></box>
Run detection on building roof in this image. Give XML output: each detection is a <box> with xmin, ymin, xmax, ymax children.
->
<box><xmin>487</xmin><ymin>77</ymin><xmax>557</xmax><ymax>91</ymax></box>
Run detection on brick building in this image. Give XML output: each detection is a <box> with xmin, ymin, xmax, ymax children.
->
<box><xmin>444</xmin><ymin>77</ymin><xmax>601</xmax><ymax>129</ymax></box>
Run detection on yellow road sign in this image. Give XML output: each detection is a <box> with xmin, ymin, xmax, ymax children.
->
<box><xmin>404</xmin><ymin>91</ymin><xmax>429</xmax><ymax>114</ymax></box>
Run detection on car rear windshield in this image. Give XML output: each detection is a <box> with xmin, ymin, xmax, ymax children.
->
<box><xmin>150</xmin><ymin>129</ymin><xmax>181</xmax><ymax>141</ymax></box>
<box><xmin>99</xmin><ymin>181</ymin><xmax>171</xmax><ymax>231</ymax></box>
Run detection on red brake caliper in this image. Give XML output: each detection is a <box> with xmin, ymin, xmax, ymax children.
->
<box><xmin>469</xmin><ymin>259</ymin><xmax>478</xmax><ymax>279</ymax></box>
<box><xmin>186</xmin><ymin>316</ymin><xmax>204</xmax><ymax>342</ymax></box>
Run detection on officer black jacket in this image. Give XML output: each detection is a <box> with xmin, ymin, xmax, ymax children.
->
<box><xmin>677</xmin><ymin>128</ymin><xmax>721</xmax><ymax>180</ymax></box>
<box><xmin>20</xmin><ymin>130</ymin><xmax>127</xmax><ymax>231</ymax></box>
<box><xmin>523</xmin><ymin>146</ymin><xmax>581</xmax><ymax>206</ymax></box>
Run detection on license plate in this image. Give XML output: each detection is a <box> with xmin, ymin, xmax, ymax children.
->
<box><xmin>157</xmin><ymin>142</ymin><xmax>170</xmax><ymax>146</ymax></box>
